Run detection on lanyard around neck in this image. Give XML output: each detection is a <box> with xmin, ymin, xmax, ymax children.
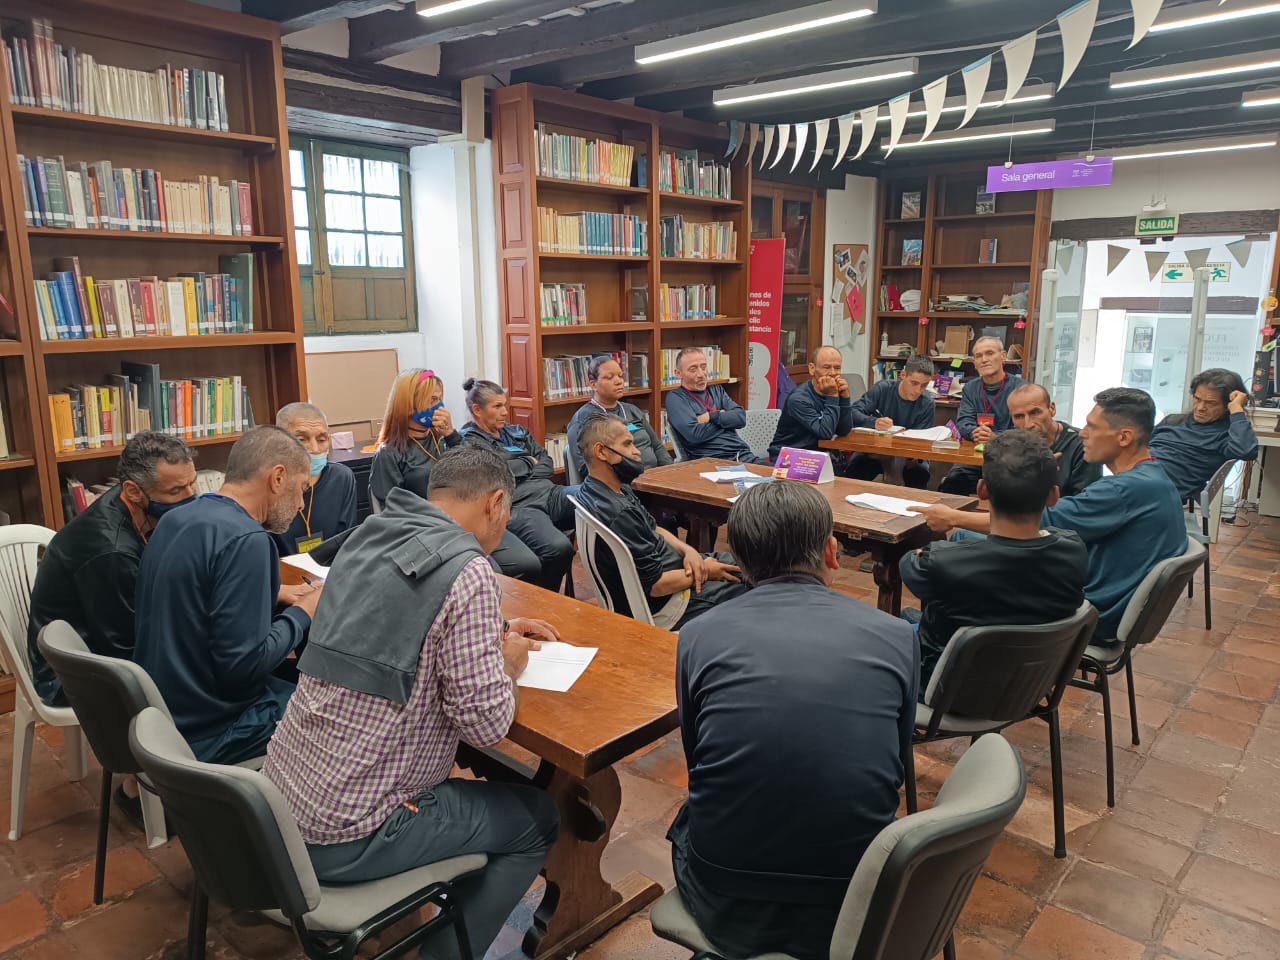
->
<box><xmin>981</xmin><ymin>376</ymin><xmax>1007</xmax><ymax>415</ymax></box>
<box><xmin>684</xmin><ymin>387</ymin><xmax>715</xmax><ymax>413</ymax></box>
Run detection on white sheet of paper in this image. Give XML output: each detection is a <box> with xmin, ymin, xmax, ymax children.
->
<box><xmin>282</xmin><ymin>552</ymin><xmax>328</xmax><ymax>582</ymax></box>
<box><xmin>898</xmin><ymin>426</ymin><xmax>954</xmax><ymax>442</ymax></box>
<box><xmin>845</xmin><ymin>493</ymin><xmax>931</xmax><ymax>517</ymax></box>
<box><xmin>699</xmin><ymin>470</ymin><xmax>754</xmax><ymax>483</ymax></box>
<box><xmin>516</xmin><ymin>642</ymin><xmax>598</xmax><ymax>692</ymax></box>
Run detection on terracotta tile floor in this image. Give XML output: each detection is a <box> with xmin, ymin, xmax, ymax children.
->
<box><xmin>3</xmin><ymin>510</ymin><xmax>1280</xmax><ymax>960</ymax></box>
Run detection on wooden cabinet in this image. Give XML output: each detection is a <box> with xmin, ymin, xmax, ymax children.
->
<box><xmin>751</xmin><ymin>181</ymin><xmax>825</xmax><ymax>378</ymax></box>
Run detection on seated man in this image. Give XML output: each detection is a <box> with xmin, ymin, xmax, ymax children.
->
<box><xmin>575</xmin><ymin>416</ymin><xmax>748</xmax><ymax>626</ymax></box>
<box><xmin>939</xmin><ymin>337</ymin><xmax>1024</xmax><ymax>494</ymax></box>
<box><xmin>134</xmin><ymin>426</ymin><xmax>322</xmax><ymax>763</ymax></box>
<box><xmin>918</xmin><ymin>388</ymin><xmax>1185</xmax><ymax>640</ymax></box>
<box><xmin>767</xmin><ymin>345</ymin><xmax>854</xmax><ymax>461</ymax></box>
<box><xmin>900</xmin><ymin>430</ymin><xmax>1088</xmax><ymax>691</ymax></box>
<box><xmin>665</xmin><ymin>347</ymin><xmax>768</xmax><ymax>464</ymax></box>
<box><xmin>1007</xmin><ymin>382</ymin><xmax>1101</xmax><ymax>497</ymax></box>
<box><xmin>847</xmin><ymin>355</ymin><xmax>937</xmax><ymax>487</ymax></box>
<box><xmin>263</xmin><ymin>445</ymin><xmax>559</xmax><ymax>960</ymax></box>
<box><xmin>272</xmin><ymin>402</ymin><xmax>358</xmax><ymax>556</ymax></box>
<box><xmin>669</xmin><ymin>481</ymin><xmax>917</xmax><ymax>960</ymax></box>
<box><xmin>1150</xmin><ymin>367</ymin><xmax>1258</xmax><ymax>500</ymax></box>
<box><xmin>26</xmin><ymin>432</ymin><xmax>196</xmax><ymax>708</ymax></box>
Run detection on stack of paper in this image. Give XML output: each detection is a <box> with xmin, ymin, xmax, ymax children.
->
<box><xmin>699</xmin><ymin>469</ymin><xmax>755</xmax><ymax>483</ymax></box>
<box><xmin>517</xmin><ymin>642</ymin><xmax>598</xmax><ymax>692</ymax></box>
<box><xmin>899</xmin><ymin>426</ymin><xmax>954</xmax><ymax>442</ymax></box>
<box><xmin>845</xmin><ymin>493</ymin><xmax>931</xmax><ymax>517</ymax></box>
<box><xmin>282</xmin><ymin>552</ymin><xmax>328</xmax><ymax>582</ymax></box>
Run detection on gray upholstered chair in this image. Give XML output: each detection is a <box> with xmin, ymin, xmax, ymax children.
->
<box><xmin>650</xmin><ymin>733</ymin><xmax>1026</xmax><ymax>960</ymax></box>
<box><xmin>128</xmin><ymin>706</ymin><xmax>486</xmax><ymax>960</ymax></box>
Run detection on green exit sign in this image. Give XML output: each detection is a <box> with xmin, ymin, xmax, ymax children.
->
<box><xmin>1135</xmin><ymin>214</ymin><xmax>1179</xmax><ymax>236</ymax></box>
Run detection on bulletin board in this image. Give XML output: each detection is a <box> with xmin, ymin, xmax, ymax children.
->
<box><xmin>304</xmin><ymin>349</ymin><xmax>399</xmax><ymax>437</ymax></box>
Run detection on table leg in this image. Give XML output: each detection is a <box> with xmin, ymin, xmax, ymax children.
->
<box><xmin>868</xmin><ymin>542</ymin><xmax>905</xmax><ymax>615</ymax></box>
<box><xmin>687</xmin><ymin>516</ymin><xmax>715</xmax><ymax>554</ymax></box>
<box><xmin>881</xmin><ymin>456</ymin><xmax>905</xmax><ymax>486</ymax></box>
<box><xmin>524</xmin><ymin>765</ymin><xmax>663</xmax><ymax>959</ymax></box>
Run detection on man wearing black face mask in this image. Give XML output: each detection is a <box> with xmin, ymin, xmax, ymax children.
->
<box><xmin>27</xmin><ymin>432</ymin><xmax>198</xmax><ymax>710</ymax></box>
<box><xmin>575</xmin><ymin>416</ymin><xmax>750</xmax><ymax>626</ymax></box>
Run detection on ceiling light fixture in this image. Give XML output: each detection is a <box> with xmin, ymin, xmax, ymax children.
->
<box><xmin>875</xmin><ymin>81</ymin><xmax>1056</xmax><ymax>123</ymax></box>
<box><xmin>1243</xmin><ymin>88</ymin><xmax>1280</xmax><ymax>107</ymax></box>
<box><xmin>416</xmin><ymin>0</ymin><xmax>506</xmax><ymax>16</ymax></box>
<box><xmin>713</xmin><ymin>57</ymin><xmax>916</xmax><ymax>108</ymax></box>
<box><xmin>1149</xmin><ymin>0</ymin><xmax>1280</xmax><ymax>33</ymax></box>
<box><xmin>890</xmin><ymin>119</ymin><xmax>1056</xmax><ymax>150</ymax></box>
<box><xmin>635</xmin><ymin>1</ymin><xmax>877</xmax><ymax>65</ymax></box>
<box><xmin>1104</xmin><ymin>133</ymin><xmax>1278</xmax><ymax>160</ymax></box>
<box><xmin>1110</xmin><ymin>50</ymin><xmax>1280</xmax><ymax>89</ymax></box>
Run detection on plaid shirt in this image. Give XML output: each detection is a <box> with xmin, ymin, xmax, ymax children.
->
<box><xmin>262</xmin><ymin>556</ymin><xmax>514</xmax><ymax>845</ymax></box>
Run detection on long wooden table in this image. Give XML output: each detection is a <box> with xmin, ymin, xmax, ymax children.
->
<box><xmin>820</xmin><ymin>432</ymin><xmax>985</xmax><ymax>469</ymax></box>
<box><xmin>631</xmin><ymin>458</ymin><xmax>977</xmax><ymax>614</ymax></box>
<box><xmin>280</xmin><ymin>562</ymin><xmax>678</xmax><ymax>959</ymax></box>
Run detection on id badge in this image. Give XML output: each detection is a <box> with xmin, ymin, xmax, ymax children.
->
<box><xmin>977</xmin><ymin>415</ymin><xmax>995</xmax><ymax>428</ymax></box>
<box><xmin>626</xmin><ymin>422</ymin><xmax>640</xmax><ymax>432</ymax></box>
<box><xmin>504</xmin><ymin>445</ymin><xmax>524</xmax><ymax>453</ymax></box>
<box><xmin>296</xmin><ymin>535</ymin><xmax>323</xmax><ymax>554</ymax></box>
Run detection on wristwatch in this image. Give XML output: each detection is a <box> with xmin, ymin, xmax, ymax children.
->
<box><xmin>502</xmin><ymin>618</ymin><xmax>510</xmax><ymax>634</ymax></box>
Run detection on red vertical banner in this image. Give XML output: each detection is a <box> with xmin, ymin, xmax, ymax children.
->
<box><xmin>747</xmin><ymin>238</ymin><xmax>785</xmax><ymax>409</ymax></box>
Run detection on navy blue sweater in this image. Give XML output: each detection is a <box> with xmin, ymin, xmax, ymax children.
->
<box><xmin>271</xmin><ymin>462</ymin><xmax>358</xmax><ymax>556</ymax></box>
<box><xmin>768</xmin><ymin>381</ymin><xmax>855</xmax><ymax>459</ymax></box>
<box><xmin>134</xmin><ymin>495</ymin><xmax>310</xmax><ymax>743</ymax></box>
<box><xmin>664</xmin><ymin>384</ymin><xmax>754</xmax><ymax>461</ymax></box>
<box><xmin>955</xmin><ymin>374</ymin><xmax>1024</xmax><ymax>439</ymax></box>
<box><xmin>849</xmin><ymin>379</ymin><xmax>936</xmax><ymax>431</ymax></box>
<box><xmin>1149</xmin><ymin>412</ymin><xmax>1258</xmax><ymax>500</ymax></box>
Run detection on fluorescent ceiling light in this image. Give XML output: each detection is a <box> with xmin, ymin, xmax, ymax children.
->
<box><xmin>875</xmin><ymin>81</ymin><xmax>1056</xmax><ymax>123</ymax></box>
<box><xmin>1104</xmin><ymin>133</ymin><xmax>1278</xmax><ymax>160</ymax></box>
<box><xmin>1243</xmin><ymin>88</ymin><xmax>1280</xmax><ymax>107</ymax></box>
<box><xmin>713</xmin><ymin>57</ymin><xmax>916</xmax><ymax>107</ymax></box>
<box><xmin>1111</xmin><ymin>50</ymin><xmax>1280</xmax><ymax>89</ymax></box>
<box><xmin>416</xmin><ymin>0</ymin><xmax>505</xmax><ymax>16</ymax></box>
<box><xmin>1149</xmin><ymin>0</ymin><xmax>1280</xmax><ymax>33</ymax></box>
<box><xmin>635</xmin><ymin>1</ymin><xmax>877</xmax><ymax>65</ymax></box>
<box><xmin>891</xmin><ymin>119</ymin><xmax>1056</xmax><ymax>150</ymax></box>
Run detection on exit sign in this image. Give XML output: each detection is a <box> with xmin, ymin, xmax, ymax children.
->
<box><xmin>1135</xmin><ymin>214</ymin><xmax>1179</xmax><ymax>237</ymax></box>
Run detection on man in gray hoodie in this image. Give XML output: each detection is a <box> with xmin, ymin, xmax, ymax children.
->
<box><xmin>262</xmin><ymin>444</ymin><xmax>560</xmax><ymax>960</ymax></box>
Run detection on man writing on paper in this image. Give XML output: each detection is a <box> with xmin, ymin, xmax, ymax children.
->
<box><xmin>767</xmin><ymin>345</ymin><xmax>854</xmax><ymax>462</ymax></box>
<box><xmin>1007</xmin><ymin>383</ymin><xmax>1100</xmax><ymax>497</ymax></box>
<box><xmin>263</xmin><ymin>445</ymin><xmax>559</xmax><ymax>960</ymax></box>
<box><xmin>665</xmin><ymin>347</ymin><xmax>769</xmax><ymax>464</ymax></box>
<box><xmin>576</xmin><ymin>416</ymin><xmax>749</xmax><ymax>626</ymax></box>
<box><xmin>939</xmin><ymin>337</ymin><xmax>1024</xmax><ymax>495</ymax></box>
<box><xmin>847</xmin><ymin>355</ymin><xmax>937</xmax><ymax>487</ymax></box>
<box><xmin>272</xmin><ymin>402</ymin><xmax>357</xmax><ymax>556</ymax></box>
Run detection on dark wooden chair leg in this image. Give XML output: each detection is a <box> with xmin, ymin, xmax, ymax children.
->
<box><xmin>94</xmin><ymin>771</ymin><xmax>111</xmax><ymax>905</ymax></box>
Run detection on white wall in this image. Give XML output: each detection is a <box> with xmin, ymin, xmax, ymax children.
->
<box><xmin>822</xmin><ymin>173</ymin><xmax>878</xmax><ymax>380</ymax></box>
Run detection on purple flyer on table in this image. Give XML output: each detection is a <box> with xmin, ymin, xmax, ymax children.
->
<box><xmin>772</xmin><ymin>447</ymin><xmax>835</xmax><ymax>483</ymax></box>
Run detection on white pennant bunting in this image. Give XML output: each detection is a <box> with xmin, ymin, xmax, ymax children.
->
<box><xmin>1226</xmin><ymin>238</ymin><xmax>1255</xmax><ymax>267</ymax></box>
<box><xmin>1056</xmin><ymin>240</ymin><xmax>1076</xmax><ymax>275</ymax></box>
<box><xmin>1128</xmin><ymin>0</ymin><xmax>1165</xmax><ymax>49</ymax></box>
<box><xmin>853</xmin><ymin>105</ymin><xmax>879</xmax><ymax>160</ymax></box>
<box><xmin>760</xmin><ymin>124</ymin><xmax>775</xmax><ymax>170</ymax></box>
<box><xmin>770</xmin><ymin>123</ymin><xmax>791</xmax><ymax>169</ymax></box>
<box><xmin>1184</xmin><ymin>247</ymin><xmax>1211</xmax><ymax>271</ymax></box>
<box><xmin>1057</xmin><ymin>0</ymin><xmax>1099</xmax><ymax>90</ymax></box>
<box><xmin>810</xmin><ymin>117</ymin><xmax>830</xmax><ymax>172</ymax></box>
<box><xmin>920</xmin><ymin>76</ymin><xmax>949</xmax><ymax>143</ymax></box>
<box><xmin>791</xmin><ymin>122</ymin><xmax>809</xmax><ymax>172</ymax></box>
<box><xmin>959</xmin><ymin>56</ymin><xmax>992</xmax><ymax>129</ymax></box>
<box><xmin>1106</xmin><ymin>244</ymin><xmax>1129</xmax><ymax>276</ymax></box>
<box><xmin>1001</xmin><ymin>30</ymin><xmax>1037</xmax><ymax>105</ymax></box>
<box><xmin>885</xmin><ymin>93</ymin><xmax>911</xmax><ymax>156</ymax></box>
<box><xmin>1146</xmin><ymin>249</ymin><xmax>1170</xmax><ymax>282</ymax></box>
<box><xmin>746</xmin><ymin>123</ymin><xmax>760</xmax><ymax>166</ymax></box>
<box><xmin>725</xmin><ymin>120</ymin><xmax>745</xmax><ymax>159</ymax></box>
<box><xmin>833</xmin><ymin>114</ymin><xmax>855</xmax><ymax>168</ymax></box>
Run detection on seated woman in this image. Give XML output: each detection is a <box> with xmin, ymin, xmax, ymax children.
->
<box><xmin>1149</xmin><ymin>367</ymin><xmax>1258</xmax><ymax>500</ymax></box>
<box><xmin>272</xmin><ymin>402</ymin><xmax>357</xmax><ymax>556</ymax></box>
<box><xmin>370</xmin><ymin>369</ymin><xmax>541</xmax><ymax>583</ymax></box>
<box><xmin>566</xmin><ymin>355</ymin><xmax>672</xmax><ymax>480</ymax></box>
<box><xmin>460</xmin><ymin>378</ymin><xmax>575</xmax><ymax>592</ymax></box>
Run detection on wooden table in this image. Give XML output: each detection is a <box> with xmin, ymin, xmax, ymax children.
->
<box><xmin>280</xmin><ymin>562</ymin><xmax>678</xmax><ymax>959</ymax></box>
<box><xmin>631</xmin><ymin>458</ymin><xmax>977</xmax><ymax>614</ymax></box>
<box><xmin>820</xmin><ymin>432</ymin><xmax>984</xmax><ymax>484</ymax></box>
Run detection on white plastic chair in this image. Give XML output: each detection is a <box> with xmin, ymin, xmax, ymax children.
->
<box><xmin>0</xmin><ymin>524</ymin><xmax>88</xmax><ymax>841</ymax></box>
<box><xmin>568</xmin><ymin>495</ymin><xmax>687</xmax><ymax>629</ymax></box>
<box><xmin>668</xmin><ymin>427</ymin><xmax>689</xmax><ymax>463</ymax></box>
<box><xmin>369</xmin><ymin>493</ymin><xmax>383</xmax><ymax>515</ymax></box>
<box><xmin>738</xmin><ymin>407</ymin><xmax>782</xmax><ymax>461</ymax></box>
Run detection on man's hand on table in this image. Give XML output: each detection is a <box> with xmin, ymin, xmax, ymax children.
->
<box><xmin>501</xmin><ymin>618</ymin><xmax>557</xmax><ymax>679</ymax></box>
<box><xmin>914</xmin><ymin>503</ymin><xmax>964</xmax><ymax>533</ymax></box>
<box><xmin>971</xmin><ymin>425</ymin><xmax>995</xmax><ymax>443</ymax></box>
<box><xmin>278</xmin><ymin>581</ymin><xmax>322</xmax><ymax>613</ymax></box>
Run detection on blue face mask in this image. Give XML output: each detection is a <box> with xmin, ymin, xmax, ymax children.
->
<box><xmin>309</xmin><ymin>452</ymin><xmax>329</xmax><ymax>477</ymax></box>
<box><xmin>145</xmin><ymin>493</ymin><xmax>197</xmax><ymax>521</ymax></box>
<box><xmin>410</xmin><ymin>401</ymin><xmax>444</xmax><ymax>429</ymax></box>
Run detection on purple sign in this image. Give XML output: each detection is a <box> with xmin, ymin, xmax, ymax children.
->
<box><xmin>772</xmin><ymin>447</ymin><xmax>835</xmax><ymax>483</ymax></box>
<box><xmin>986</xmin><ymin>158</ymin><xmax>1113</xmax><ymax>193</ymax></box>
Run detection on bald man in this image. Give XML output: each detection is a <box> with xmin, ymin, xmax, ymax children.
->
<box><xmin>767</xmin><ymin>346</ymin><xmax>855</xmax><ymax>460</ymax></box>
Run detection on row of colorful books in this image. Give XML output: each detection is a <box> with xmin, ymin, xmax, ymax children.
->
<box><xmin>19</xmin><ymin>155</ymin><xmax>254</xmax><ymax>235</ymax></box>
<box><xmin>534</xmin><ymin>124</ymin><xmax>637</xmax><ymax>187</ymax></box>
<box><xmin>659</xmin><ymin>345</ymin><xmax>729</xmax><ymax>386</ymax></box>
<box><xmin>537</xmin><ymin>206</ymin><xmax>648</xmax><ymax>257</ymax></box>
<box><xmin>543</xmin><ymin>433</ymin><xmax>570</xmax><ymax>471</ymax></box>
<box><xmin>539</xmin><ymin>282</ymin><xmax>588</xmax><ymax>327</ymax></box>
<box><xmin>651</xmin><ymin>149</ymin><xmax>733</xmax><ymax>199</ymax></box>
<box><xmin>658</xmin><ymin>216</ymin><xmax>737</xmax><ymax>261</ymax></box>
<box><xmin>64</xmin><ymin>469</ymin><xmax>223</xmax><ymax>519</ymax></box>
<box><xmin>542</xmin><ymin>351</ymin><xmax>650</xmax><ymax>401</ymax></box>
<box><xmin>2</xmin><ymin>19</ymin><xmax>230</xmax><ymax>131</ymax></box>
<box><xmin>657</xmin><ymin>283</ymin><xmax>718</xmax><ymax>321</ymax></box>
<box><xmin>34</xmin><ymin>255</ymin><xmax>253</xmax><ymax>340</ymax></box>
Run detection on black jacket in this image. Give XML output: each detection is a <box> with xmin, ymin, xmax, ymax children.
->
<box><xmin>459</xmin><ymin>422</ymin><xmax>557</xmax><ymax>508</ymax></box>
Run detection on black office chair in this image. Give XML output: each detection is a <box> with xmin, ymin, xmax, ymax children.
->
<box><xmin>907</xmin><ymin>602</ymin><xmax>1098</xmax><ymax>859</ymax></box>
<box><xmin>651</xmin><ymin>733</ymin><xmax>1027</xmax><ymax>960</ymax></box>
<box><xmin>129</xmin><ymin>706</ymin><xmax>486</xmax><ymax>960</ymax></box>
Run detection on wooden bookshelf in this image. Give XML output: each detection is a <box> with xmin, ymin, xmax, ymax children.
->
<box><xmin>0</xmin><ymin>0</ymin><xmax>306</xmax><ymax>530</ymax></box>
<box><xmin>492</xmin><ymin>83</ymin><xmax>750</xmax><ymax>445</ymax></box>
<box><xmin>871</xmin><ymin>167</ymin><xmax>1052</xmax><ymax>391</ymax></box>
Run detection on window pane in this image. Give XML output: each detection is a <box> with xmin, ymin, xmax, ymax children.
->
<box><xmin>325</xmin><ymin>192</ymin><xmax>365</xmax><ymax>231</ymax></box>
<box><xmin>328</xmin><ymin>231</ymin><xmax>367</xmax><ymax>266</ymax></box>
<box><xmin>323</xmin><ymin>153</ymin><xmax>363</xmax><ymax>192</ymax></box>
<box><xmin>289</xmin><ymin>149</ymin><xmax>306</xmax><ymax>187</ymax></box>
<box><xmin>751</xmin><ymin>195</ymin><xmax>774</xmax><ymax>240</ymax></box>
<box><xmin>363</xmin><ymin>158</ymin><xmax>401</xmax><ymax>197</ymax></box>
<box><xmin>365</xmin><ymin>196</ymin><xmax>402</xmax><ymax>234</ymax></box>
<box><xmin>292</xmin><ymin>189</ymin><xmax>309</xmax><ymax>228</ymax></box>
<box><xmin>782</xmin><ymin>199</ymin><xmax>812</xmax><ymax>274</ymax></box>
<box><xmin>780</xmin><ymin>293</ymin><xmax>810</xmax><ymax>366</ymax></box>
<box><xmin>295</xmin><ymin>229</ymin><xmax>312</xmax><ymax>266</ymax></box>
<box><xmin>367</xmin><ymin>234</ymin><xmax>405</xmax><ymax>268</ymax></box>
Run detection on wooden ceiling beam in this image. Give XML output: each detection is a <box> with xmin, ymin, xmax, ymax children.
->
<box><xmin>285</xmin><ymin>80</ymin><xmax>462</xmax><ymax>136</ymax></box>
<box><xmin>243</xmin><ymin>0</ymin><xmax>393</xmax><ymax>35</ymax></box>
<box><xmin>348</xmin><ymin>0</ymin><xmax>573</xmax><ymax>64</ymax></box>
<box><xmin>283</xmin><ymin>47</ymin><xmax>462</xmax><ymax>102</ymax></box>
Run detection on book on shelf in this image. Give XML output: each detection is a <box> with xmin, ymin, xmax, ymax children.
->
<box><xmin>660</xmin><ymin>345</ymin><xmax>729</xmax><ymax>385</ymax></box>
<box><xmin>533</xmin><ymin>124</ymin><xmax>636</xmax><ymax>187</ymax></box>
<box><xmin>900</xmin><ymin>191</ymin><xmax>921</xmax><ymax>219</ymax></box>
<box><xmin>901</xmin><ymin>239</ymin><xmax>923</xmax><ymax>266</ymax></box>
<box><xmin>543</xmin><ymin>433</ymin><xmax>569</xmax><ymax>470</ymax></box>
<box><xmin>539</xmin><ymin>282</ymin><xmax>588</xmax><ymax>327</ymax></box>
<box><xmin>657</xmin><ymin>148</ymin><xmax>732</xmax><ymax>199</ymax></box>
<box><xmin>34</xmin><ymin>257</ymin><xmax>254</xmax><ymax>339</ymax></box>
<box><xmin>542</xmin><ymin>350</ymin><xmax>649</xmax><ymax>401</ymax></box>
<box><xmin>18</xmin><ymin>154</ymin><xmax>253</xmax><ymax>235</ymax></box>
<box><xmin>629</xmin><ymin>277</ymin><xmax>648</xmax><ymax>323</ymax></box>
<box><xmin>657</xmin><ymin>283</ymin><xmax>717</xmax><ymax>321</ymax></box>
<box><xmin>975</xmin><ymin>190</ymin><xmax>996</xmax><ymax>215</ymax></box>
<box><xmin>2</xmin><ymin>17</ymin><xmax>229</xmax><ymax>130</ymax></box>
<box><xmin>658</xmin><ymin>215</ymin><xmax>737</xmax><ymax>260</ymax></box>
<box><xmin>537</xmin><ymin>206</ymin><xmax>647</xmax><ymax>256</ymax></box>
<box><xmin>979</xmin><ymin>238</ymin><xmax>998</xmax><ymax>263</ymax></box>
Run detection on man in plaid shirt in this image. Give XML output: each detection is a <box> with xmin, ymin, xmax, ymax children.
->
<box><xmin>263</xmin><ymin>445</ymin><xmax>560</xmax><ymax>959</ymax></box>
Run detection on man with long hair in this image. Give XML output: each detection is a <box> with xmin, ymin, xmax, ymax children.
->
<box><xmin>1149</xmin><ymin>367</ymin><xmax>1257</xmax><ymax>500</ymax></box>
